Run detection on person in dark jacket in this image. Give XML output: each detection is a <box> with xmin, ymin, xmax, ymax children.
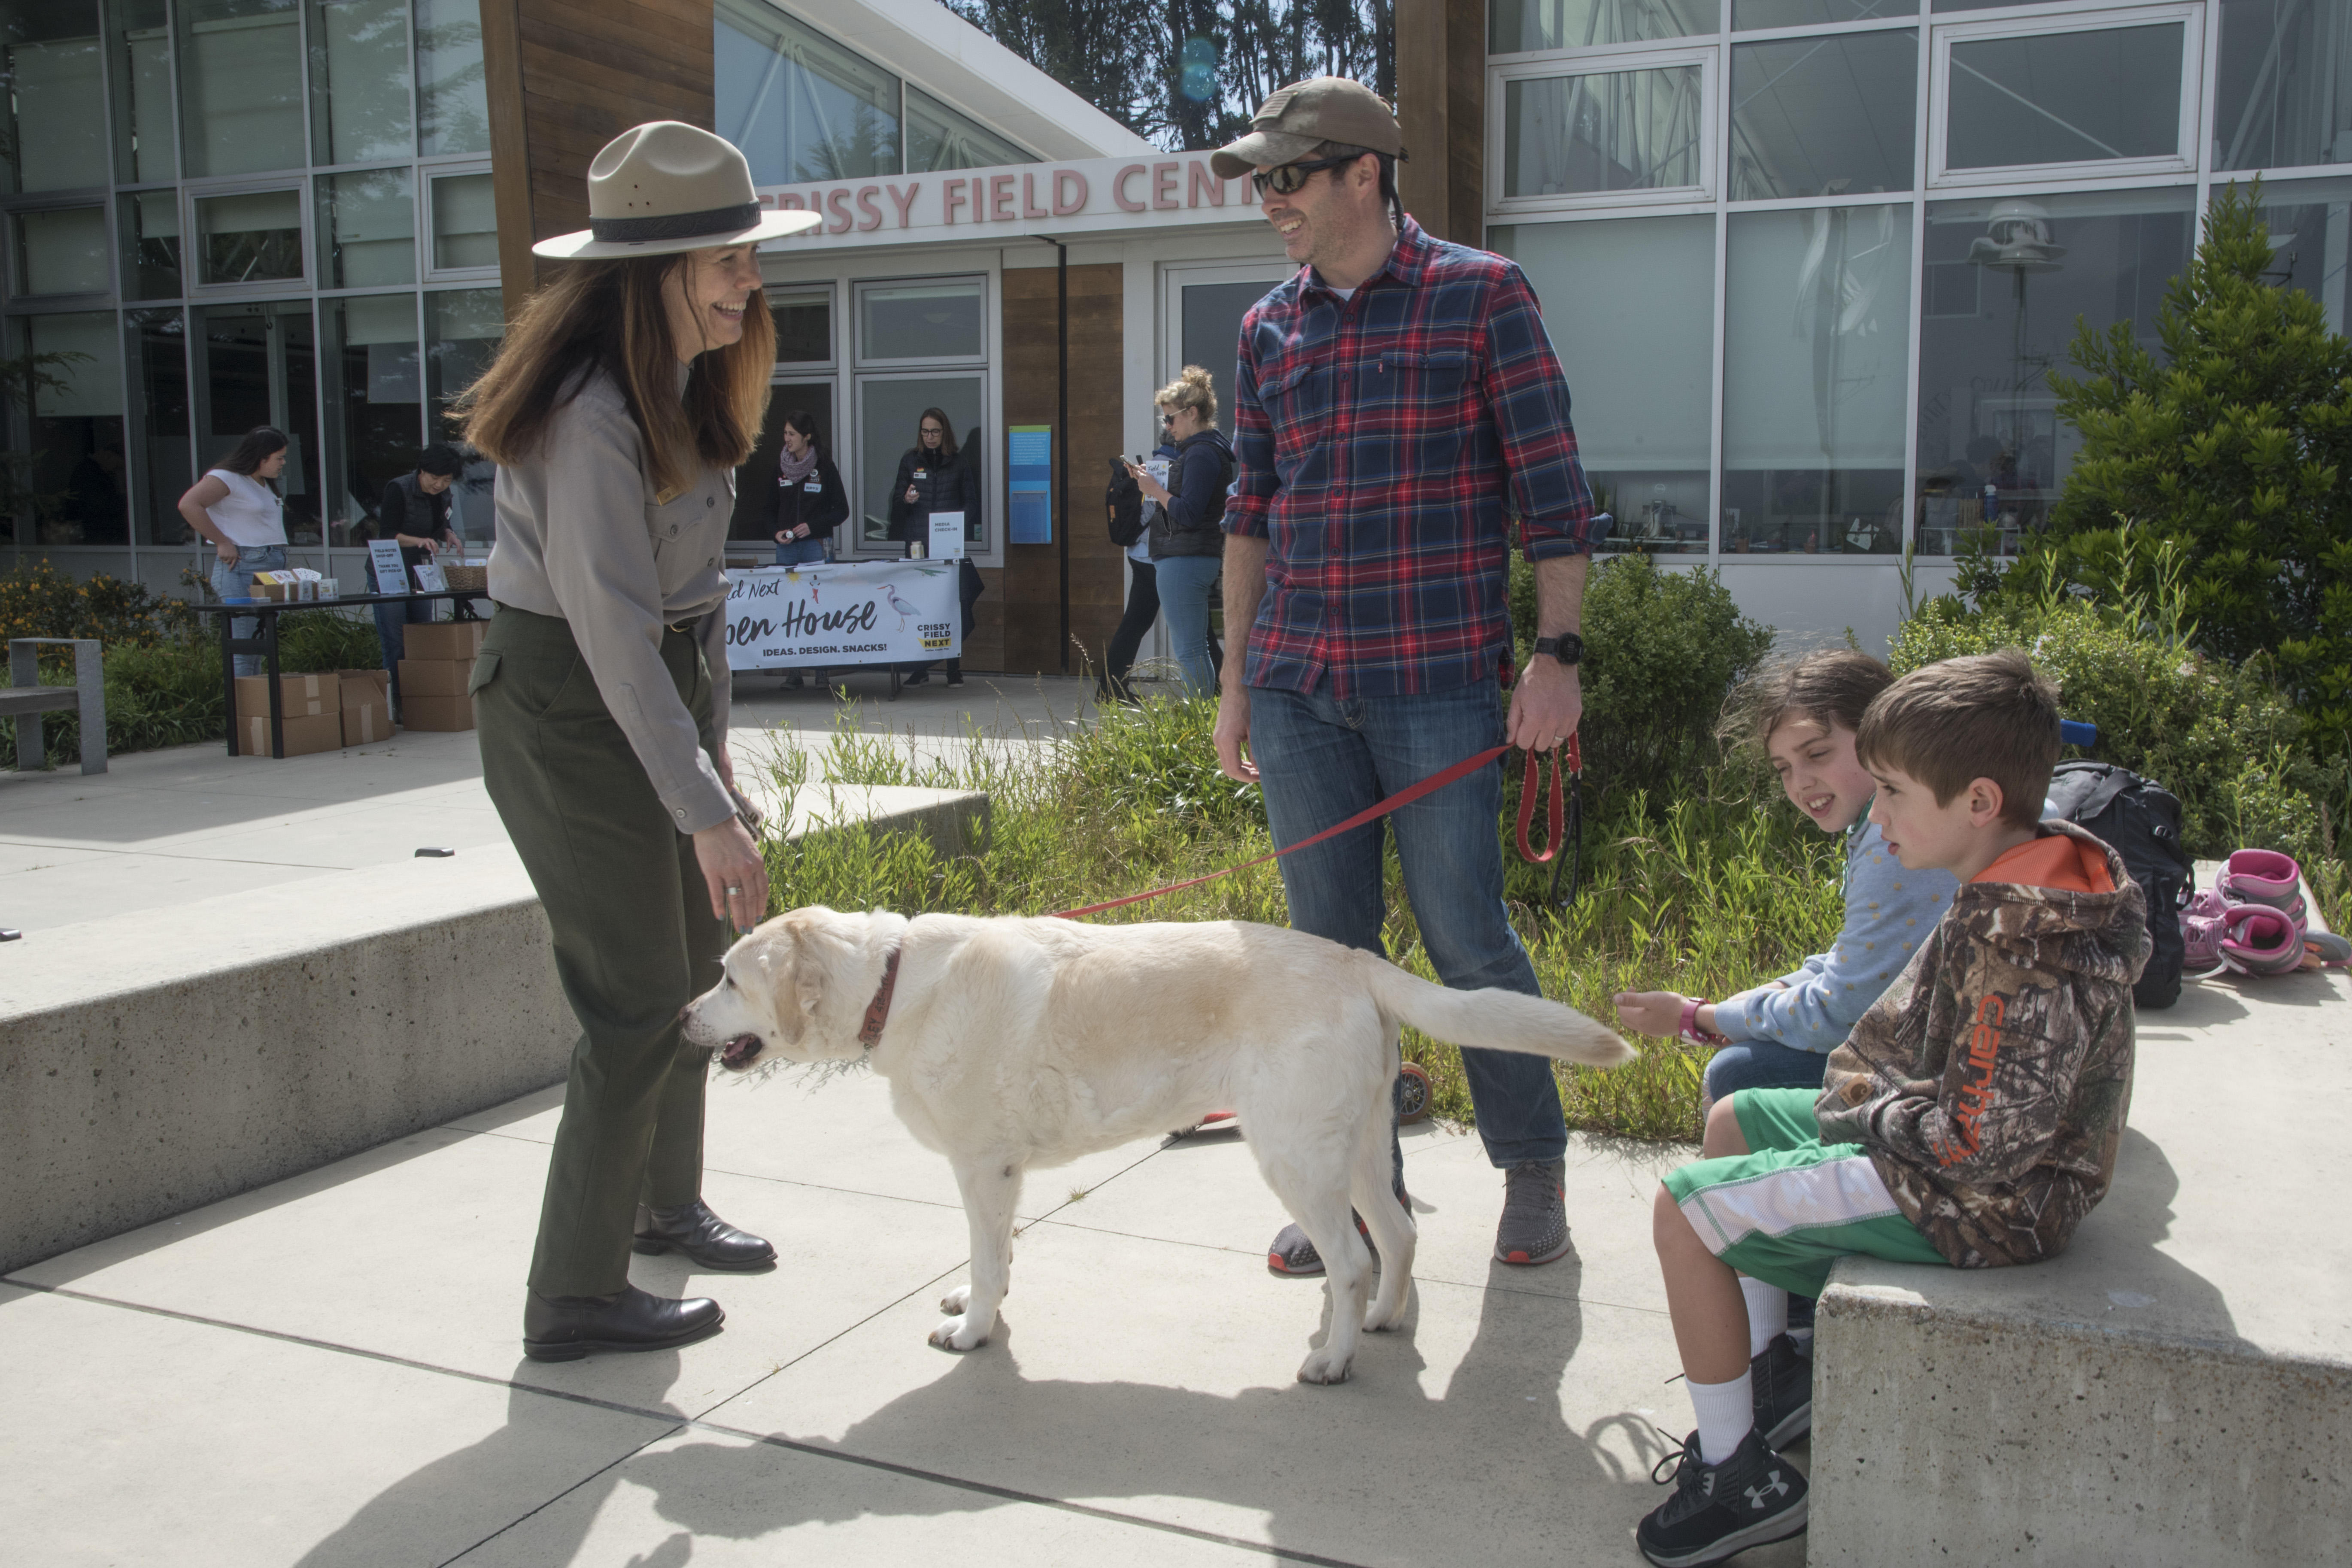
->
<box><xmin>742</xmin><ymin>409</ymin><xmax>849</xmax><ymax>690</ymax></box>
<box><xmin>372</xmin><ymin>444</ymin><xmax>464</xmax><ymax>719</ymax></box>
<box><xmin>1102</xmin><ymin>434</ymin><xmax>1177</xmax><ymax>703</ymax></box>
<box><xmin>887</xmin><ymin>406</ymin><xmax>985</xmax><ymax>688</ymax></box>
<box><xmin>1128</xmin><ymin>366</ymin><xmax>1233</xmax><ymax>695</ymax></box>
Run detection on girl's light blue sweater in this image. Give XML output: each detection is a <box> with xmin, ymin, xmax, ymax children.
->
<box><xmin>1715</xmin><ymin>813</ymin><xmax>1959</xmax><ymax>1054</ymax></box>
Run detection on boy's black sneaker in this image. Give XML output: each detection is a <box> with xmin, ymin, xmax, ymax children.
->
<box><xmin>1752</xmin><ymin>1331</ymin><xmax>1813</xmax><ymax>1448</ymax></box>
<box><xmin>1636</xmin><ymin>1426</ymin><xmax>1808</xmax><ymax>1568</ymax></box>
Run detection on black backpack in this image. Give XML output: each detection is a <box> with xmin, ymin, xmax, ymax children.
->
<box><xmin>2043</xmin><ymin>760</ymin><xmax>2194</xmax><ymax>1010</ymax></box>
<box><xmin>1105</xmin><ymin>458</ymin><xmax>1144</xmax><ymax>547</ymax></box>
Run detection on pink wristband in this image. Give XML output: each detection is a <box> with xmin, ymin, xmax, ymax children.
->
<box><xmin>1678</xmin><ymin>998</ymin><xmax>1729</xmax><ymax>1047</ymax></box>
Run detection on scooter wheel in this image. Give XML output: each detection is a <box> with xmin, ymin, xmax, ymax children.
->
<box><xmin>1397</xmin><ymin>1061</ymin><xmax>1432</xmax><ymax>1125</ymax></box>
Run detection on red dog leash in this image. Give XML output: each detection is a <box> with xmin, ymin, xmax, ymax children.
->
<box><xmin>1053</xmin><ymin>737</ymin><xmax>1578</xmax><ymax>920</ymax></box>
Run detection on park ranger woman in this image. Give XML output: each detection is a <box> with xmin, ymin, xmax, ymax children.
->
<box><xmin>456</xmin><ymin>122</ymin><xmax>818</xmax><ymax>1361</ymax></box>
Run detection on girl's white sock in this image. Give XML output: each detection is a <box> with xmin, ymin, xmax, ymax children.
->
<box><xmin>1687</xmin><ymin>1371</ymin><xmax>1754</xmax><ymax>1465</ymax></box>
<box><xmin>1741</xmin><ymin>1276</ymin><xmax>1788</xmax><ymax>1359</ymax></box>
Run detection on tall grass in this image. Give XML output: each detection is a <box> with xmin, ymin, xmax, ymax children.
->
<box><xmin>759</xmin><ymin>696</ymin><xmax>1845</xmax><ymax>1143</ymax></box>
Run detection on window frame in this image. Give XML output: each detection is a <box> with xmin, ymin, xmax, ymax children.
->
<box><xmin>182</xmin><ymin>176</ymin><xmax>313</xmax><ymax>294</ymax></box>
<box><xmin>422</xmin><ymin>161</ymin><xmax>496</xmax><ymax>281</ymax></box>
<box><xmin>852</xmin><ymin>273</ymin><xmax>987</xmax><ymax>368</ymax></box>
<box><xmin>10</xmin><ymin>200</ymin><xmax>116</xmax><ymax>301</ymax></box>
<box><xmin>1927</xmin><ymin>5</ymin><xmax>2203</xmax><ymax>188</ymax></box>
<box><xmin>1487</xmin><ymin>44</ymin><xmax>1721</xmax><ymax>215</ymax></box>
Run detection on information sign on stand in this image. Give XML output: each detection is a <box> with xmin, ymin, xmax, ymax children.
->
<box><xmin>367</xmin><ymin>540</ymin><xmax>409</xmax><ymax>595</ymax></box>
<box><xmin>1008</xmin><ymin>424</ymin><xmax>1051</xmax><ymax>543</ymax></box>
<box><xmin>927</xmin><ymin>509</ymin><xmax>966</xmax><ymax>560</ymax></box>
<box><xmin>412</xmin><ymin>561</ymin><xmax>449</xmax><ymax>594</ymax></box>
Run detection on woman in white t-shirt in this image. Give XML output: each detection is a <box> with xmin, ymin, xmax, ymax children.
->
<box><xmin>178</xmin><ymin>426</ymin><xmax>291</xmax><ymax>676</ymax></box>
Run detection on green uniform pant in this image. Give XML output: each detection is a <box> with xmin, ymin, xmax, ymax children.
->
<box><xmin>470</xmin><ymin>604</ymin><xmax>728</xmax><ymax>1298</ymax></box>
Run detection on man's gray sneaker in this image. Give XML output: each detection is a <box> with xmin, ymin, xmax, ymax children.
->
<box><xmin>1495</xmin><ymin>1158</ymin><xmax>1571</xmax><ymax>1265</ymax></box>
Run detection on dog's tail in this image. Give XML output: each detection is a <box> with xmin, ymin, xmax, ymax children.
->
<box><xmin>1361</xmin><ymin>958</ymin><xmax>1636</xmax><ymax>1068</ymax></box>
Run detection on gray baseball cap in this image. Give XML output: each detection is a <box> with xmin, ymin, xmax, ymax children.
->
<box><xmin>1208</xmin><ymin>77</ymin><xmax>1408</xmax><ymax>180</ymax></box>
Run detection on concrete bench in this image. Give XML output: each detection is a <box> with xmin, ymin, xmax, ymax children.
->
<box><xmin>4</xmin><ymin>638</ymin><xmax>106</xmax><ymax>774</ymax></box>
<box><xmin>1809</xmin><ymin>922</ymin><xmax>2351</xmax><ymax>1565</ymax></box>
<box><xmin>0</xmin><ymin>782</ymin><xmax>986</xmax><ymax>1275</ymax></box>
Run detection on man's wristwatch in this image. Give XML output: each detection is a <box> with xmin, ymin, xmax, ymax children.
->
<box><xmin>1532</xmin><ymin>633</ymin><xmax>1584</xmax><ymax>668</ymax></box>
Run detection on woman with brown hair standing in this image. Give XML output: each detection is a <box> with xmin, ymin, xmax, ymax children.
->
<box><xmin>455</xmin><ymin>121</ymin><xmax>817</xmax><ymax>1362</ymax></box>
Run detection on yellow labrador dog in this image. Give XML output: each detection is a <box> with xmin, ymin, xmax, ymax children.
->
<box><xmin>681</xmin><ymin>905</ymin><xmax>1633</xmax><ymax>1384</ymax></box>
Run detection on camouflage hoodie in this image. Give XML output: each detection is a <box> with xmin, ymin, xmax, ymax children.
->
<box><xmin>1815</xmin><ymin>819</ymin><xmax>2151</xmax><ymax>1269</ymax></box>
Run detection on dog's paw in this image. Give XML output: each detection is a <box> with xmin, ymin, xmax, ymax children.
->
<box><xmin>929</xmin><ymin>1315</ymin><xmax>989</xmax><ymax>1352</ymax></box>
<box><xmin>1296</xmin><ymin>1347</ymin><xmax>1353</xmax><ymax>1385</ymax></box>
<box><xmin>939</xmin><ymin>1284</ymin><xmax>971</xmax><ymax>1314</ymax></box>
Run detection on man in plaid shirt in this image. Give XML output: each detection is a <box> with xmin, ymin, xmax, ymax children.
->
<box><xmin>1208</xmin><ymin>79</ymin><xmax>1610</xmax><ymax>1279</ymax></box>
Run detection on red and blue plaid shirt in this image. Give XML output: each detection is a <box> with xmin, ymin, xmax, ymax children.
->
<box><xmin>1225</xmin><ymin>217</ymin><xmax>1607</xmax><ymax>698</ymax></box>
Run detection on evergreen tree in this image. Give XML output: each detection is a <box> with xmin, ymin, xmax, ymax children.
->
<box><xmin>2023</xmin><ymin>180</ymin><xmax>2352</xmax><ymax>755</ymax></box>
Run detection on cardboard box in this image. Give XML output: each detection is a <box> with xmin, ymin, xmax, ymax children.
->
<box><xmin>234</xmin><ymin>672</ymin><xmax>340</xmax><ymax>721</ymax></box>
<box><xmin>339</xmin><ymin>668</ymin><xmax>390</xmax><ymax>745</ymax></box>
<box><xmin>397</xmin><ymin>657</ymin><xmax>475</xmax><ymax>698</ymax></box>
<box><xmin>405</xmin><ymin>620</ymin><xmax>488</xmax><ymax>661</ymax></box>
<box><xmin>241</xmin><ymin>711</ymin><xmax>344</xmax><ymax>757</ymax></box>
<box><xmin>401</xmin><ymin>693</ymin><xmax>474</xmax><ymax>731</ymax></box>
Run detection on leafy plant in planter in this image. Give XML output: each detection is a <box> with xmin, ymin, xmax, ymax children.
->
<box><xmin>1989</xmin><ymin>180</ymin><xmax>2352</xmax><ymax>756</ymax></box>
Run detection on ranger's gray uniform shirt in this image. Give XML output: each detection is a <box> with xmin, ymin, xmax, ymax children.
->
<box><xmin>486</xmin><ymin>364</ymin><xmax>737</xmax><ymax>833</ymax></box>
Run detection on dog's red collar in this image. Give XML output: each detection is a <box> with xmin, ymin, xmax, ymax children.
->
<box><xmin>858</xmin><ymin>944</ymin><xmax>902</xmax><ymax>1050</ymax></box>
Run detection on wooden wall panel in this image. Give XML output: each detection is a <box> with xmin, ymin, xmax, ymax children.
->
<box><xmin>481</xmin><ymin>0</ymin><xmax>716</xmax><ymax>321</ymax></box>
<box><xmin>1394</xmin><ymin>0</ymin><xmax>1484</xmax><ymax>245</ymax></box>
<box><xmin>997</xmin><ymin>262</ymin><xmax>1123</xmax><ymax>679</ymax></box>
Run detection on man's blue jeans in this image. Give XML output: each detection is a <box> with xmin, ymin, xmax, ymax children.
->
<box><xmin>209</xmin><ymin>544</ymin><xmax>285</xmax><ymax>676</ymax></box>
<box><xmin>1247</xmin><ymin>680</ymin><xmax>1567</xmax><ymax>1169</ymax></box>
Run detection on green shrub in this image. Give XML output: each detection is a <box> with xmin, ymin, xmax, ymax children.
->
<box><xmin>0</xmin><ymin>558</ymin><xmax>194</xmax><ymax>654</ymax></box>
<box><xmin>1892</xmin><ymin>594</ymin><xmax>2333</xmax><ymax>861</ymax></box>
<box><xmin>1509</xmin><ymin>551</ymin><xmax>1776</xmax><ymax>803</ymax></box>
<box><xmin>274</xmin><ymin>609</ymin><xmax>382</xmax><ymax>673</ymax></box>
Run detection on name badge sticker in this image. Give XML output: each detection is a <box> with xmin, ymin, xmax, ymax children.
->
<box><xmin>804</xmin><ymin>479</ymin><xmax>822</xmax><ymax>492</ymax></box>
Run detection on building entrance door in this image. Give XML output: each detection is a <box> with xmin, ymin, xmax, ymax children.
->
<box><xmin>190</xmin><ymin>300</ymin><xmax>323</xmax><ymax>545</ymax></box>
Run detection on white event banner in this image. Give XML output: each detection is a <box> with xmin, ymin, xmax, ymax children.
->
<box><xmin>723</xmin><ymin>561</ymin><xmax>959</xmax><ymax>670</ymax></box>
<box><xmin>754</xmin><ymin>152</ymin><xmax>1265</xmax><ymax>252</ymax></box>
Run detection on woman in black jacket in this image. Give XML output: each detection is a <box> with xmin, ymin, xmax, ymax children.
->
<box><xmin>760</xmin><ymin>409</ymin><xmax>847</xmax><ymax>565</ymax></box>
<box><xmin>1128</xmin><ymin>366</ymin><xmax>1232</xmax><ymax>696</ymax></box>
<box><xmin>886</xmin><ymin>406</ymin><xmax>985</xmax><ymax>687</ymax></box>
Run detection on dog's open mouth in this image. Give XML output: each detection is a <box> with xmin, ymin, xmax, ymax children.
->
<box><xmin>719</xmin><ymin>1035</ymin><xmax>764</xmax><ymax>1071</ymax></box>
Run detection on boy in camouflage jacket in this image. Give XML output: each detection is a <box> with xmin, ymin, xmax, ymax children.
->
<box><xmin>1633</xmin><ymin>650</ymin><xmax>2151</xmax><ymax>1568</ymax></box>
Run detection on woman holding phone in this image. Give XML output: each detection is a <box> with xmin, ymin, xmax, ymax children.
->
<box><xmin>456</xmin><ymin>121</ymin><xmax>818</xmax><ymax>1362</ymax></box>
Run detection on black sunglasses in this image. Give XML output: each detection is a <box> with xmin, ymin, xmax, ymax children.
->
<box><xmin>1253</xmin><ymin>155</ymin><xmax>1359</xmax><ymax>200</ymax></box>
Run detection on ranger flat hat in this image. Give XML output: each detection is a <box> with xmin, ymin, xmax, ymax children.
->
<box><xmin>533</xmin><ymin>121</ymin><xmax>819</xmax><ymax>260</ymax></box>
<box><xmin>1208</xmin><ymin>77</ymin><xmax>1408</xmax><ymax>180</ymax></box>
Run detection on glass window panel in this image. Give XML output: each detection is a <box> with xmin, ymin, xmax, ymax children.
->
<box><xmin>1492</xmin><ymin>0</ymin><xmax>1713</xmax><ymax>50</ymax></box>
<box><xmin>1735</xmin><ymin>0</ymin><xmax>1912</xmax><ymax>30</ymax></box>
<box><xmin>308</xmin><ymin>0</ymin><xmax>412</xmax><ymax>164</ymax></box>
<box><xmin>417</xmin><ymin>0</ymin><xmax>489</xmax><ymax>155</ymax></box>
<box><xmin>1181</xmin><ymin>280</ymin><xmax>1272</xmax><ymax>449</ymax></box>
<box><xmin>2215</xmin><ymin>0</ymin><xmax>2352</xmax><ymax>171</ymax></box>
<box><xmin>1915</xmin><ymin>189</ymin><xmax>2193</xmax><ymax>555</ymax></box>
<box><xmin>1503</xmin><ymin>67</ymin><xmax>1705</xmax><ymax>197</ymax></box>
<box><xmin>322</xmin><ymin>292</ymin><xmax>416</xmax><ymax>537</ymax></box>
<box><xmin>1490</xmin><ymin>215</ymin><xmax>1714</xmax><ymax>554</ymax></box>
<box><xmin>194</xmin><ymin>188</ymin><xmax>303</xmax><ymax>284</ymax></box>
<box><xmin>126</xmin><ymin>306</ymin><xmax>191</xmax><ymax>542</ymax></box>
<box><xmin>859</xmin><ymin>279</ymin><xmax>982</xmax><ymax>362</ymax></box>
<box><xmin>425</xmin><ymin>287</ymin><xmax>500</xmax><ymax>539</ymax></box>
<box><xmin>1945</xmin><ymin>26</ymin><xmax>2183</xmax><ymax>171</ymax></box>
<box><xmin>1730</xmin><ymin>32</ymin><xmax>1914</xmax><ymax>199</ymax></box>
<box><xmin>317</xmin><ymin>168</ymin><xmax>414</xmax><ymax>286</ymax></box>
<box><xmin>769</xmin><ymin>287</ymin><xmax>831</xmax><ymax>363</ymax></box>
<box><xmin>1722</xmin><ymin>206</ymin><xmax>1911</xmax><ymax>555</ymax></box>
<box><xmin>118</xmin><ymin>190</ymin><xmax>179</xmax><ymax>297</ymax></box>
<box><xmin>21</xmin><ymin>311</ymin><xmax>127</xmax><ymax>543</ymax></box>
<box><xmin>906</xmin><ymin>85</ymin><xmax>1033</xmax><ymax>172</ymax></box>
<box><xmin>715</xmin><ymin>0</ymin><xmax>900</xmax><ymax>185</ymax></box>
<box><xmin>1935</xmin><ymin>0</ymin><xmax>2082</xmax><ymax>11</ymax></box>
<box><xmin>18</xmin><ymin>205</ymin><xmax>108</xmax><ymax>294</ymax></box>
<box><xmin>429</xmin><ymin>171</ymin><xmax>495</xmax><ymax>269</ymax></box>
<box><xmin>180</xmin><ymin>0</ymin><xmax>305</xmax><ymax>177</ymax></box>
<box><xmin>1</xmin><ymin>0</ymin><xmax>108</xmax><ymax>193</ymax></box>
<box><xmin>109</xmin><ymin>0</ymin><xmax>175</xmax><ymax>183</ymax></box>
<box><xmin>194</xmin><ymin>299</ymin><xmax>320</xmax><ymax>536</ymax></box>
<box><xmin>2255</xmin><ymin>175</ymin><xmax>2352</xmax><ymax>333</ymax></box>
<box><xmin>857</xmin><ymin>373</ymin><xmax>982</xmax><ymax>546</ymax></box>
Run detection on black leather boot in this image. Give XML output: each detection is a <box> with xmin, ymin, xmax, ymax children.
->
<box><xmin>632</xmin><ymin>1199</ymin><xmax>777</xmax><ymax>1271</ymax></box>
<box><xmin>522</xmin><ymin>1285</ymin><xmax>723</xmax><ymax>1362</ymax></box>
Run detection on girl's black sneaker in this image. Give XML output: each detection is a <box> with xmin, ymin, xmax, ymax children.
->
<box><xmin>1636</xmin><ymin>1426</ymin><xmax>1808</xmax><ymax>1568</ymax></box>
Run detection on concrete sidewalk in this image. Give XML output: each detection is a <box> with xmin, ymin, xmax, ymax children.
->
<box><xmin>0</xmin><ymin>1069</ymin><xmax>1781</xmax><ymax>1568</ymax></box>
<box><xmin>0</xmin><ymin>673</ymin><xmax>1099</xmax><ymax>937</ymax></box>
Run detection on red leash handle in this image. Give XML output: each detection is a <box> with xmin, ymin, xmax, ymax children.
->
<box><xmin>1053</xmin><ymin>735</ymin><xmax>1579</xmax><ymax>920</ymax></box>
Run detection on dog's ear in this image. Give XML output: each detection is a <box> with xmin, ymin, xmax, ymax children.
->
<box><xmin>753</xmin><ymin>943</ymin><xmax>807</xmax><ymax>1048</ymax></box>
<box><xmin>791</xmin><ymin>945</ymin><xmax>828</xmax><ymax>1030</ymax></box>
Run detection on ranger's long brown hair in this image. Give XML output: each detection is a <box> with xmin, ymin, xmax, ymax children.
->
<box><xmin>454</xmin><ymin>252</ymin><xmax>774</xmax><ymax>501</ymax></box>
